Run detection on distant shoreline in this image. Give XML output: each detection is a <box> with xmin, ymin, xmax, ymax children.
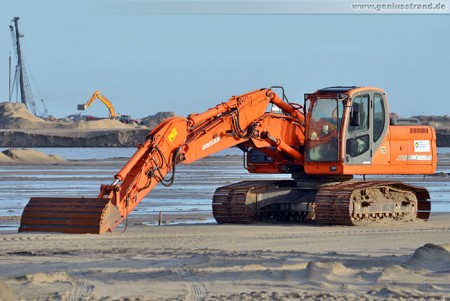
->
<box><xmin>0</xmin><ymin>128</ymin><xmax>449</xmax><ymax>147</ymax></box>
<box><xmin>0</xmin><ymin>128</ymin><xmax>149</xmax><ymax>147</ymax></box>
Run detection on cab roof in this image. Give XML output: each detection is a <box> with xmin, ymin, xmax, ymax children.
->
<box><xmin>317</xmin><ymin>86</ymin><xmax>359</xmax><ymax>94</ymax></box>
<box><xmin>312</xmin><ymin>86</ymin><xmax>386</xmax><ymax>97</ymax></box>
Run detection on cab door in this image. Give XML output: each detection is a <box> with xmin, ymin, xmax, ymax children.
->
<box><xmin>344</xmin><ymin>93</ymin><xmax>372</xmax><ymax>165</ymax></box>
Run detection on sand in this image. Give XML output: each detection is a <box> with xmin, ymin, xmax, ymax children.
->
<box><xmin>0</xmin><ymin>216</ymin><xmax>449</xmax><ymax>300</ymax></box>
<box><xmin>0</xmin><ymin>102</ymin><xmax>139</xmax><ymax>131</ymax></box>
<box><xmin>0</xmin><ymin>136</ymin><xmax>448</xmax><ymax>299</ymax></box>
<box><xmin>0</xmin><ymin>149</ymin><xmax>449</xmax><ymax>300</ymax></box>
<box><xmin>0</xmin><ymin>102</ymin><xmax>46</xmax><ymax>129</ymax></box>
<box><xmin>0</xmin><ymin>102</ymin><xmax>173</xmax><ymax>147</ymax></box>
<box><xmin>0</xmin><ymin>148</ymin><xmax>66</xmax><ymax>164</ymax></box>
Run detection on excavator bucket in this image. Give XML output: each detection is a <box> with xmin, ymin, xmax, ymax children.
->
<box><xmin>19</xmin><ymin>197</ymin><xmax>121</xmax><ymax>234</ymax></box>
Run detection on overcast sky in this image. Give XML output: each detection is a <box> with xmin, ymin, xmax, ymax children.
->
<box><xmin>1</xmin><ymin>0</ymin><xmax>449</xmax><ymax>119</ymax></box>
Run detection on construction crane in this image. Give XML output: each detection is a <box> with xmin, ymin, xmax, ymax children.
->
<box><xmin>19</xmin><ymin>86</ymin><xmax>436</xmax><ymax>234</ymax></box>
<box><xmin>78</xmin><ymin>90</ymin><xmax>116</xmax><ymax>118</ymax></box>
<box><xmin>9</xmin><ymin>17</ymin><xmax>26</xmax><ymax>107</ymax></box>
<box><xmin>9</xmin><ymin>17</ymin><xmax>47</xmax><ymax>117</ymax></box>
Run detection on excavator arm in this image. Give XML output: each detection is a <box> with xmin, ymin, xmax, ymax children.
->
<box><xmin>78</xmin><ymin>90</ymin><xmax>116</xmax><ymax>118</ymax></box>
<box><xmin>19</xmin><ymin>88</ymin><xmax>305</xmax><ymax>234</ymax></box>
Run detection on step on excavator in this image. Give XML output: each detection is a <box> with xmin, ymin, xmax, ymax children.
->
<box><xmin>19</xmin><ymin>86</ymin><xmax>436</xmax><ymax>234</ymax></box>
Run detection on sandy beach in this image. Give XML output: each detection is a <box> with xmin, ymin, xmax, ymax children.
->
<box><xmin>0</xmin><ymin>149</ymin><xmax>449</xmax><ymax>300</ymax></box>
<box><xmin>0</xmin><ymin>214</ymin><xmax>449</xmax><ymax>300</ymax></box>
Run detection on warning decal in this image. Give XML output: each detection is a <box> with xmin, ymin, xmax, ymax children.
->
<box><xmin>168</xmin><ymin>128</ymin><xmax>178</xmax><ymax>143</ymax></box>
<box><xmin>414</xmin><ymin>140</ymin><xmax>430</xmax><ymax>153</ymax></box>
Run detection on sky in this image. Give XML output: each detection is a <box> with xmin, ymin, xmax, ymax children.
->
<box><xmin>1</xmin><ymin>0</ymin><xmax>449</xmax><ymax>119</ymax></box>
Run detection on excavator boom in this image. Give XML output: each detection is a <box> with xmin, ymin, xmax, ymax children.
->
<box><xmin>20</xmin><ymin>88</ymin><xmax>305</xmax><ymax>233</ymax></box>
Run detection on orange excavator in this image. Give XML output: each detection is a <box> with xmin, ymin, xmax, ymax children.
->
<box><xmin>19</xmin><ymin>86</ymin><xmax>436</xmax><ymax>234</ymax></box>
<box><xmin>78</xmin><ymin>90</ymin><xmax>116</xmax><ymax>118</ymax></box>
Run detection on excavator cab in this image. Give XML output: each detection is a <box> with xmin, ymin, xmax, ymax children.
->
<box><xmin>304</xmin><ymin>86</ymin><xmax>385</xmax><ymax>172</ymax></box>
<box><xmin>303</xmin><ymin>86</ymin><xmax>436</xmax><ymax>176</ymax></box>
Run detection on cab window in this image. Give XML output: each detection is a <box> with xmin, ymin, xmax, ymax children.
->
<box><xmin>306</xmin><ymin>98</ymin><xmax>342</xmax><ymax>162</ymax></box>
<box><xmin>349</xmin><ymin>95</ymin><xmax>369</xmax><ymax>133</ymax></box>
<box><xmin>373</xmin><ymin>93</ymin><xmax>385</xmax><ymax>142</ymax></box>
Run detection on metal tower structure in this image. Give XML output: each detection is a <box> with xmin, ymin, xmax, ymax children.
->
<box><xmin>9</xmin><ymin>17</ymin><xmax>40</xmax><ymax>116</ymax></box>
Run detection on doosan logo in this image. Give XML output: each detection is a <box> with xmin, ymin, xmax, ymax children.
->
<box><xmin>202</xmin><ymin>137</ymin><xmax>220</xmax><ymax>151</ymax></box>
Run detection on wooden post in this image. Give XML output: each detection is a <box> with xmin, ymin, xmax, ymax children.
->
<box><xmin>158</xmin><ymin>211</ymin><xmax>163</xmax><ymax>226</ymax></box>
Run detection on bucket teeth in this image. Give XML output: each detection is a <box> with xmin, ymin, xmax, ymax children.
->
<box><xmin>19</xmin><ymin>197</ymin><xmax>122</xmax><ymax>234</ymax></box>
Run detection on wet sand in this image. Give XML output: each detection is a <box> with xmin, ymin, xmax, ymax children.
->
<box><xmin>0</xmin><ymin>154</ymin><xmax>449</xmax><ymax>300</ymax></box>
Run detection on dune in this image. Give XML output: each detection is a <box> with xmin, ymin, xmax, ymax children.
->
<box><xmin>0</xmin><ymin>152</ymin><xmax>13</xmax><ymax>163</ymax></box>
<box><xmin>52</xmin><ymin>118</ymin><xmax>137</xmax><ymax>130</ymax></box>
<box><xmin>0</xmin><ymin>102</ymin><xmax>157</xmax><ymax>147</ymax></box>
<box><xmin>0</xmin><ymin>102</ymin><xmax>46</xmax><ymax>129</ymax></box>
<box><xmin>0</xmin><ymin>101</ymin><xmax>136</xmax><ymax>131</ymax></box>
<box><xmin>0</xmin><ymin>148</ymin><xmax>66</xmax><ymax>163</ymax></box>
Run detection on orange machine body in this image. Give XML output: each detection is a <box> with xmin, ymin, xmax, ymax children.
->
<box><xmin>19</xmin><ymin>86</ymin><xmax>437</xmax><ymax>234</ymax></box>
<box><xmin>246</xmin><ymin>86</ymin><xmax>437</xmax><ymax>176</ymax></box>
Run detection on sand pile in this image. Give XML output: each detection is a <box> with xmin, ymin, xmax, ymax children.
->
<box><xmin>141</xmin><ymin>112</ymin><xmax>175</xmax><ymax>128</ymax></box>
<box><xmin>0</xmin><ymin>102</ymin><xmax>170</xmax><ymax>146</ymax></box>
<box><xmin>54</xmin><ymin>118</ymin><xmax>137</xmax><ymax>130</ymax></box>
<box><xmin>0</xmin><ymin>148</ymin><xmax>66</xmax><ymax>163</ymax></box>
<box><xmin>0</xmin><ymin>102</ymin><xmax>47</xmax><ymax>129</ymax></box>
<box><xmin>0</xmin><ymin>102</ymin><xmax>138</xmax><ymax>130</ymax></box>
<box><xmin>306</xmin><ymin>261</ymin><xmax>355</xmax><ymax>282</ymax></box>
<box><xmin>404</xmin><ymin>243</ymin><xmax>450</xmax><ymax>271</ymax></box>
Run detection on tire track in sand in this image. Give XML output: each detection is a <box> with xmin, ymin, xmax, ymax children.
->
<box><xmin>66</xmin><ymin>271</ymin><xmax>93</xmax><ymax>301</ymax></box>
<box><xmin>168</xmin><ymin>267</ymin><xmax>207</xmax><ymax>301</ymax></box>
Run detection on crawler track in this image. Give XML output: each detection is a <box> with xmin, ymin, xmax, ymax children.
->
<box><xmin>212</xmin><ymin>180</ymin><xmax>316</xmax><ymax>224</ymax></box>
<box><xmin>212</xmin><ymin>180</ymin><xmax>431</xmax><ymax>226</ymax></box>
<box><xmin>313</xmin><ymin>181</ymin><xmax>430</xmax><ymax>225</ymax></box>
<box><xmin>212</xmin><ymin>181</ymin><xmax>273</xmax><ymax>224</ymax></box>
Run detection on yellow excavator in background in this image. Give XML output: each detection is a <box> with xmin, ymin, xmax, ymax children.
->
<box><xmin>78</xmin><ymin>90</ymin><xmax>116</xmax><ymax>118</ymax></box>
